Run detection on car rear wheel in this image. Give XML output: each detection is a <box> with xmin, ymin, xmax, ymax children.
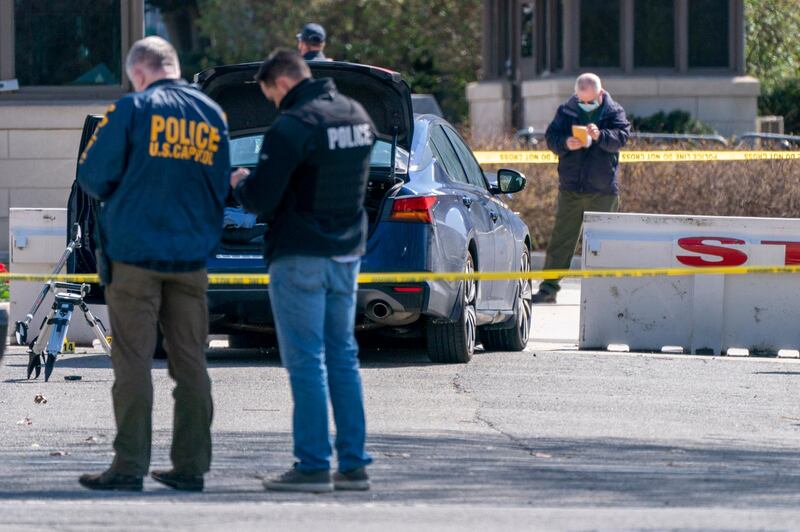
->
<box><xmin>479</xmin><ymin>248</ymin><xmax>533</xmax><ymax>352</ymax></box>
<box><xmin>426</xmin><ymin>252</ymin><xmax>477</xmax><ymax>363</ymax></box>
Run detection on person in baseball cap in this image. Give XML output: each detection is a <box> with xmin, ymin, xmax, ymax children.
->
<box><xmin>296</xmin><ymin>23</ymin><xmax>331</xmax><ymax>61</ymax></box>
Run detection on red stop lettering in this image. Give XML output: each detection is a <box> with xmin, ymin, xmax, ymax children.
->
<box><xmin>676</xmin><ymin>237</ymin><xmax>748</xmax><ymax>267</ymax></box>
<box><xmin>761</xmin><ymin>240</ymin><xmax>800</xmax><ymax>265</ymax></box>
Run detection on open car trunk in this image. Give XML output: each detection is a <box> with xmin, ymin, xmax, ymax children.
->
<box><xmin>196</xmin><ymin>61</ymin><xmax>414</xmax><ymax>151</ymax></box>
<box><xmin>68</xmin><ymin>61</ymin><xmax>415</xmax><ymax>274</ymax></box>
<box><xmin>199</xmin><ymin>61</ymin><xmax>414</xmax><ymax>254</ymax></box>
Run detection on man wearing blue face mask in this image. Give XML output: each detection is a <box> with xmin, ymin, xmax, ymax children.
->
<box><xmin>535</xmin><ymin>73</ymin><xmax>631</xmax><ymax>303</ymax></box>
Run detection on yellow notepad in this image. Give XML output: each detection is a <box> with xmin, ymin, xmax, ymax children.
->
<box><xmin>572</xmin><ymin>125</ymin><xmax>589</xmax><ymax>146</ymax></box>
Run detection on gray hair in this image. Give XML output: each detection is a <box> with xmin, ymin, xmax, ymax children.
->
<box><xmin>126</xmin><ymin>36</ymin><xmax>181</xmax><ymax>76</ymax></box>
<box><xmin>575</xmin><ymin>73</ymin><xmax>602</xmax><ymax>93</ymax></box>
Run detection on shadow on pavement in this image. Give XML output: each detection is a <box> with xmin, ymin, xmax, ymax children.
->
<box><xmin>0</xmin><ymin>342</ymin><xmax>442</xmax><ymax>374</ymax></box>
<box><xmin>1</xmin><ymin>430</ymin><xmax>799</xmax><ymax>508</ymax></box>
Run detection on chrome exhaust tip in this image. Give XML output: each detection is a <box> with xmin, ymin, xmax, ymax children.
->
<box><xmin>366</xmin><ymin>301</ymin><xmax>393</xmax><ymax>321</ymax></box>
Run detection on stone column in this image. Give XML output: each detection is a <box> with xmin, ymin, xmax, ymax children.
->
<box><xmin>562</xmin><ymin>0</ymin><xmax>578</xmax><ymax>73</ymax></box>
<box><xmin>467</xmin><ymin>80</ymin><xmax>513</xmax><ymax>143</ymax></box>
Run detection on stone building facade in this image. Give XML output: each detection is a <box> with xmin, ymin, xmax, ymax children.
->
<box><xmin>468</xmin><ymin>0</ymin><xmax>760</xmax><ymax>141</ymax></box>
<box><xmin>0</xmin><ymin>0</ymin><xmax>145</xmax><ymax>262</ymax></box>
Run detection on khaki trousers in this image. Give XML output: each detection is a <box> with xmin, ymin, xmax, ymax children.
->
<box><xmin>104</xmin><ymin>262</ymin><xmax>212</xmax><ymax>476</ymax></box>
<box><xmin>539</xmin><ymin>190</ymin><xmax>619</xmax><ymax>294</ymax></box>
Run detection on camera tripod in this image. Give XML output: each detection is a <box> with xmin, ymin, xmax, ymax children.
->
<box><xmin>14</xmin><ymin>223</ymin><xmax>111</xmax><ymax>381</ymax></box>
<box><xmin>26</xmin><ymin>281</ymin><xmax>111</xmax><ymax>381</ymax></box>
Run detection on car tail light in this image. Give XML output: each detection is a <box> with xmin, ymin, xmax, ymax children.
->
<box><xmin>390</xmin><ymin>196</ymin><xmax>437</xmax><ymax>223</ymax></box>
<box><xmin>392</xmin><ymin>286</ymin><xmax>424</xmax><ymax>293</ymax></box>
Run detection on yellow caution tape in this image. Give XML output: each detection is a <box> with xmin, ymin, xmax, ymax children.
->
<box><xmin>4</xmin><ymin>264</ymin><xmax>800</xmax><ymax>286</ymax></box>
<box><xmin>473</xmin><ymin>150</ymin><xmax>800</xmax><ymax>165</ymax></box>
<box><xmin>474</xmin><ymin>151</ymin><xmax>559</xmax><ymax>164</ymax></box>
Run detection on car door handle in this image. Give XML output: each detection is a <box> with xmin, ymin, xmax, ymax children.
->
<box><xmin>462</xmin><ymin>195</ymin><xmax>473</xmax><ymax>208</ymax></box>
<box><xmin>489</xmin><ymin>211</ymin><xmax>499</xmax><ymax>223</ymax></box>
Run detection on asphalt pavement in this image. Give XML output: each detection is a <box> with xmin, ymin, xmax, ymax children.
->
<box><xmin>1</xmin><ymin>281</ymin><xmax>800</xmax><ymax>530</ymax></box>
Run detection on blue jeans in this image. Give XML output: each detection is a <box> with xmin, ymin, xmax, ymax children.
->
<box><xmin>269</xmin><ymin>255</ymin><xmax>372</xmax><ymax>473</ymax></box>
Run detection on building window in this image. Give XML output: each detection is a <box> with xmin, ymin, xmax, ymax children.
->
<box><xmin>521</xmin><ymin>3</ymin><xmax>534</xmax><ymax>58</ymax></box>
<box><xmin>554</xmin><ymin>0</ymin><xmax>563</xmax><ymax>70</ymax></box>
<box><xmin>579</xmin><ymin>0</ymin><xmax>620</xmax><ymax>68</ymax></box>
<box><xmin>535</xmin><ymin>0</ymin><xmax>563</xmax><ymax>73</ymax></box>
<box><xmin>634</xmin><ymin>0</ymin><xmax>675</xmax><ymax>68</ymax></box>
<box><xmin>14</xmin><ymin>0</ymin><xmax>122</xmax><ymax>86</ymax></box>
<box><xmin>688</xmin><ymin>0</ymin><xmax>729</xmax><ymax>68</ymax></box>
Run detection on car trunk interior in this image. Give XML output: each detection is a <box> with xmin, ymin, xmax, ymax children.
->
<box><xmin>217</xmin><ymin>165</ymin><xmax>404</xmax><ymax>255</ymax></box>
<box><xmin>203</xmin><ymin>63</ymin><xmax>414</xmax><ymax>256</ymax></box>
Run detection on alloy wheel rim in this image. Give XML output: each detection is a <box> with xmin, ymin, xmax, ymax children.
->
<box><xmin>518</xmin><ymin>251</ymin><xmax>533</xmax><ymax>342</ymax></box>
<box><xmin>464</xmin><ymin>255</ymin><xmax>477</xmax><ymax>353</ymax></box>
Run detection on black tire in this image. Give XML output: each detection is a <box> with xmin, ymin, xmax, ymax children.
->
<box><xmin>427</xmin><ymin>252</ymin><xmax>477</xmax><ymax>363</ymax></box>
<box><xmin>228</xmin><ymin>333</ymin><xmax>275</xmax><ymax>350</ymax></box>
<box><xmin>480</xmin><ymin>248</ymin><xmax>533</xmax><ymax>352</ymax></box>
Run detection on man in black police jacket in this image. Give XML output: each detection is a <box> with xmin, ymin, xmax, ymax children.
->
<box><xmin>231</xmin><ymin>49</ymin><xmax>374</xmax><ymax>493</ymax></box>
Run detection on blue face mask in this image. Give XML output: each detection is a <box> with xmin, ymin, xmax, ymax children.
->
<box><xmin>578</xmin><ymin>100</ymin><xmax>600</xmax><ymax>113</ymax></box>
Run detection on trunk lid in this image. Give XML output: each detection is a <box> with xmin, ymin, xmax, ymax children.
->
<box><xmin>195</xmin><ymin>61</ymin><xmax>414</xmax><ymax>151</ymax></box>
<box><xmin>67</xmin><ymin>114</ymin><xmax>104</xmax><ymax>301</ymax></box>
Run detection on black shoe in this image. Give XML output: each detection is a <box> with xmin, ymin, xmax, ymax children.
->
<box><xmin>333</xmin><ymin>467</ymin><xmax>370</xmax><ymax>491</ymax></box>
<box><xmin>531</xmin><ymin>289</ymin><xmax>557</xmax><ymax>304</ymax></box>
<box><xmin>79</xmin><ymin>469</ymin><xmax>143</xmax><ymax>492</ymax></box>
<box><xmin>263</xmin><ymin>465</ymin><xmax>333</xmax><ymax>493</ymax></box>
<box><xmin>151</xmin><ymin>469</ymin><xmax>204</xmax><ymax>492</ymax></box>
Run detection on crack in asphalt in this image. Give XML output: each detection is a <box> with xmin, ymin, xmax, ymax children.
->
<box><xmin>451</xmin><ymin>367</ymin><xmax>538</xmax><ymax>456</ymax></box>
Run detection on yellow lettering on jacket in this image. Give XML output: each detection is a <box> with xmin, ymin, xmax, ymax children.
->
<box><xmin>195</xmin><ymin>122</ymin><xmax>209</xmax><ymax>149</ymax></box>
<box><xmin>165</xmin><ymin>117</ymin><xmax>180</xmax><ymax>144</ymax></box>
<box><xmin>179</xmin><ymin>118</ymin><xmax>192</xmax><ymax>145</ymax></box>
<box><xmin>208</xmin><ymin>127</ymin><xmax>220</xmax><ymax>152</ymax></box>
<box><xmin>150</xmin><ymin>115</ymin><xmax>166</xmax><ymax>142</ymax></box>
<box><xmin>147</xmin><ymin>114</ymin><xmax>221</xmax><ymax>166</ymax></box>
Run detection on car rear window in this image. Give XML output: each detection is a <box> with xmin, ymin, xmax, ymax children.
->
<box><xmin>230</xmin><ymin>134</ymin><xmax>408</xmax><ymax>172</ymax></box>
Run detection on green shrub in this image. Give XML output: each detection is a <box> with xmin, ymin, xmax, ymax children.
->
<box><xmin>758</xmin><ymin>78</ymin><xmax>800</xmax><ymax>134</ymax></box>
<box><xmin>628</xmin><ymin>110</ymin><xmax>716</xmax><ymax>134</ymax></box>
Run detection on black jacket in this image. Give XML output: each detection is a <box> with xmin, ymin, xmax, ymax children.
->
<box><xmin>545</xmin><ymin>92</ymin><xmax>630</xmax><ymax>195</ymax></box>
<box><xmin>234</xmin><ymin>78</ymin><xmax>375</xmax><ymax>260</ymax></box>
<box><xmin>303</xmin><ymin>50</ymin><xmax>330</xmax><ymax>61</ymax></box>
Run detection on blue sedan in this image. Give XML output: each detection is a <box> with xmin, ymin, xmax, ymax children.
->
<box><xmin>68</xmin><ymin>60</ymin><xmax>533</xmax><ymax>363</ymax></box>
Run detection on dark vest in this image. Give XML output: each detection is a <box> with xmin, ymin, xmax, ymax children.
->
<box><xmin>265</xmin><ymin>79</ymin><xmax>375</xmax><ymax>259</ymax></box>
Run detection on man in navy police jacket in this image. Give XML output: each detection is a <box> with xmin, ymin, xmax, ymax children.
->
<box><xmin>77</xmin><ymin>36</ymin><xmax>230</xmax><ymax>493</ymax></box>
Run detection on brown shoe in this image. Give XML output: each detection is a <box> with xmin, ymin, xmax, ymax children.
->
<box><xmin>151</xmin><ymin>469</ymin><xmax>204</xmax><ymax>492</ymax></box>
<box><xmin>79</xmin><ymin>469</ymin><xmax>143</xmax><ymax>491</ymax></box>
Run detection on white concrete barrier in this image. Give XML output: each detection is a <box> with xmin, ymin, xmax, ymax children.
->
<box><xmin>580</xmin><ymin>212</ymin><xmax>800</xmax><ymax>356</ymax></box>
<box><xmin>9</xmin><ymin>208</ymin><xmax>108</xmax><ymax>346</ymax></box>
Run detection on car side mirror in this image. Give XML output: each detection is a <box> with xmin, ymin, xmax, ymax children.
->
<box><xmin>492</xmin><ymin>169</ymin><xmax>526</xmax><ymax>195</ymax></box>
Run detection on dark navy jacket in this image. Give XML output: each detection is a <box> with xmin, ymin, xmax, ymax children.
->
<box><xmin>545</xmin><ymin>92</ymin><xmax>630</xmax><ymax>195</ymax></box>
<box><xmin>77</xmin><ymin>79</ymin><xmax>230</xmax><ymax>270</ymax></box>
<box><xmin>303</xmin><ymin>50</ymin><xmax>330</xmax><ymax>61</ymax></box>
<box><xmin>234</xmin><ymin>78</ymin><xmax>375</xmax><ymax>260</ymax></box>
